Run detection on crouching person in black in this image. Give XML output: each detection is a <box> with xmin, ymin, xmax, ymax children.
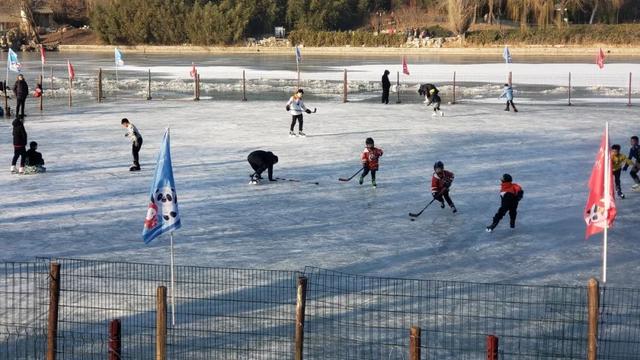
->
<box><xmin>25</xmin><ymin>141</ymin><xmax>46</xmax><ymax>174</ymax></box>
<box><xmin>247</xmin><ymin>150</ymin><xmax>279</xmax><ymax>184</ymax></box>
<box><xmin>486</xmin><ymin>173</ymin><xmax>524</xmax><ymax>232</ymax></box>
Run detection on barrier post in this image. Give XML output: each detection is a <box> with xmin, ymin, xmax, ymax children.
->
<box><xmin>587</xmin><ymin>278</ymin><xmax>599</xmax><ymax>360</ymax></box>
<box><xmin>487</xmin><ymin>335</ymin><xmax>498</xmax><ymax>360</ymax></box>
<box><xmin>568</xmin><ymin>72</ymin><xmax>572</xmax><ymax>106</ymax></box>
<box><xmin>343</xmin><ymin>69</ymin><xmax>348</xmax><ymax>103</ymax></box>
<box><xmin>242</xmin><ymin>70</ymin><xmax>247</xmax><ymax>101</ymax></box>
<box><xmin>409</xmin><ymin>326</ymin><xmax>421</xmax><ymax>360</ymax></box>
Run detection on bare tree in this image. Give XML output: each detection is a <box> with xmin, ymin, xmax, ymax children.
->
<box><xmin>447</xmin><ymin>0</ymin><xmax>474</xmax><ymax>40</ymax></box>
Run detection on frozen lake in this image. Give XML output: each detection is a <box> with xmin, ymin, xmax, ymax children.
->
<box><xmin>1</xmin><ymin>96</ymin><xmax>639</xmax><ymax>287</ymax></box>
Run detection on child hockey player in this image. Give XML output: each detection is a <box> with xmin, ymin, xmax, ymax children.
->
<box><xmin>429</xmin><ymin>88</ymin><xmax>444</xmax><ymax>117</ymax></box>
<box><xmin>624</xmin><ymin>136</ymin><xmax>640</xmax><ymax>190</ymax></box>
<box><xmin>486</xmin><ymin>173</ymin><xmax>524</xmax><ymax>232</ymax></box>
<box><xmin>359</xmin><ymin>137</ymin><xmax>384</xmax><ymax>187</ymax></box>
<box><xmin>24</xmin><ymin>141</ymin><xmax>46</xmax><ymax>174</ymax></box>
<box><xmin>121</xmin><ymin>118</ymin><xmax>143</xmax><ymax>171</ymax></box>
<box><xmin>611</xmin><ymin>144</ymin><xmax>635</xmax><ymax>198</ymax></box>
<box><xmin>418</xmin><ymin>83</ymin><xmax>438</xmax><ymax>102</ymax></box>
<box><xmin>499</xmin><ymin>84</ymin><xmax>518</xmax><ymax>112</ymax></box>
<box><xmin>285</xmin><ymin>88</ymin><xmax>313</xmax><ymax>137</ymax></box>
<box><xmin>431</xmin><ymin>161</ymin><xmax>456</xmax><ymax>213</ymax></box>
<box><xmin>247</xmin><ymin>150</ymin><xmax>279</xmax><ymax>184</ymax></box>
<box><xmin>11</xmin><ymin>115</ymin><xmax>27</xmax><ymax>174</ymax></box>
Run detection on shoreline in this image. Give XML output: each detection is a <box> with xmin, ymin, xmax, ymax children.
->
<box><xmin>59</xmin><ymin>44</ymin><xmax>640</xmax><ymax>57</ymax></box>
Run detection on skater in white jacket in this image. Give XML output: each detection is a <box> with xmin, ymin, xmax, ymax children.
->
<box><xmin>285</xmin><ymin>88</ymin><xmax>313</xmax><ymax>137</ymax></box>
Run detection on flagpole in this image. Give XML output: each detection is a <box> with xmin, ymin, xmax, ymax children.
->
<box><xmin>115</xmin><ymin>62</ymin><xmax>118</xmax><ymax>100</ymax></box>
<box><xmin>603</xmin><ymin>121</ymin><xmax>610</xmax><ymax>283</ymax></box>
<box><xmin>170</xmin><ymin>232</ymin><xmax>176</xmax><ymax>326</ymax></box>
<box><xmin>296</xmin><ymin>61</ymin><xmax>300</xmax><ymax>89</ymax></box>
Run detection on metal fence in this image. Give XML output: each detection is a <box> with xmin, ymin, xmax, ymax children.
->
<box><xmin>0</xmin><ymin>258</ymin><xmax>639</xmax><ymax>359</ymax></box>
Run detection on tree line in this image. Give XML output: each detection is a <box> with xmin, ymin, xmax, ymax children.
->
<box><xmin>86</xmin><ymin>0</ymin><xmax>638</xmax><ymax>45</ymax></box>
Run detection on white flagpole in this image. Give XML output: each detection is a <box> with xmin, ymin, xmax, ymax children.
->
<box><xmin>603</xmin><ymin>121</ymin><xmax>610</xmax><ymax>283</ymax></box>
<box><xmin>170</xmin><ymin>231</ymin><xmax>176</xmax><ymax>326</ymax></box>
<box><xmin>115</xmin><ymin>61</ymin><xmax>119</xmax><ymax>100</ymax></box>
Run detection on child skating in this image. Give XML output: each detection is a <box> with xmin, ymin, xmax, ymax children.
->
<box><xmin>121</xmin><ymin>118</ymin><xmax>143</xmax><ymax>171</ymax></box>
<box><xmin>486</xmin><ymin>173</ymin><xmax>524</xmax><ymax>232</ymax></box>
<box><xmin>499</xmin><ymin>83</ymin><xmax>518</xmax><ymax>112</ymax></box>
<box><xmin>611</xmin><ymin>144</ymin><xmax>635</xmax><ymax>198</ymax></box>
<box><xmin>624</xmin><ymin>136</ymin><xmax>640</xmax><ymax>190</ymax></box>
<box><xmin>359</xmin><ymin>137</ymin><xmax>383</xmax><ymax>188</ymax></box>
<box><xmin>429</xmin><ymin>89</ymin><xmax>444</xmax><ymax>117</ymax></box>
<box><xmin>11</xmin><ymin>115</ymin><xmax>27</xmax><ymax>174</ymax></box>
<box><xmin>431</xmin><ymin>161</ymin><xmax>456</xmax><ymax>213</ymax></box>
<box><xmin>285</xmin><ymin>88</ymin><xmax>314</xmax><ymax>137</ymax></box>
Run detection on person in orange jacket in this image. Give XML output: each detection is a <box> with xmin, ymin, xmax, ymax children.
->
<box><xmin>486</xmin><ymin>173</ymin><xmax>524</xmax><ymax>232</ymax></box>
<box><xmin>359</xmin><ymin>137</ymin><xmax>383</xmax><ymax>187</ymax></box>
<box><xmin>432</xmin><ymin>161</ymin><xmax>456</xmax><ymax>213</ymax></box>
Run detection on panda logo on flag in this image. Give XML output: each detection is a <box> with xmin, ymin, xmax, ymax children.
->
<box><xmin>144</xmin><ymin>186</ymin><xmax>179</xmax><ymax>230</ymax></box>
<box><xmin>585</xmin><ymin>198</ymin><xmax>606</xmax><ymax>226</ymax></box>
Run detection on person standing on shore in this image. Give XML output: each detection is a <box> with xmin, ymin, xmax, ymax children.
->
<box><xmin>381</xmin><ymin>70</ymin><xmax>391</xmax><ymax>104</ymax></box>
<box><xmin>12</xmin><ymin>74</ymin><xmax>28</xmax><ymax>118</ymax></box>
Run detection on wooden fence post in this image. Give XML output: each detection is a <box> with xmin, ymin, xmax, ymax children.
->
<box><xmin>156</xmin><ymin>286</ymin><xmax>167</xmax><ymax>360</ymax></box>
<box><xmin>39</xmin><ymin>75</ymin><xmax>43</xmax><ymax>111</ymax></box>
<box><xmin>46</xmin><ymin>262</ymin><xmax>60</xmax><ymax>360</ymax></box>
<box><xmin>147</xmin><ymin>69</ymin><xmax>152</xmax><ymax>100</ymax></box>
<box><xmin>487</xmin><ymin>334</ymin><xmax>498</xmax><ymax>360</ymax></box>
<box><xmin>294</xmin><ymin>276</ymin><xmax>308</xmax><ymax>360</ymax></box>
<box><xmin>452</xmin><ymin>71</ymin><xmax>457</xmax><ymax>104</ymax></box>
<box><xmin>98</xmin><ymin>68</ymin><xmax>103</xmax><ymax>103</ymax></box>
<box><xmin>568</xmin><ymin>72</ymin><xmax>572</xmax><ymax>106</ymax></box>
<box><xmin>50</xmin><ymin>67</ymin><xmax>54</xmax><ymax>98</ymax></box>
<box><xmin>587</xmin><ymin>278</ymin><xmax>599</xmax><ymax>360</ymax></box>
<box><xmin>108</xmin><ymin>319</ymin><xmax>121</xmax><ymax>360</ymax></box>
<box><xmin>409</xmin><ymin>326</ymin><xmax>421</xmax><ymax>360</ymax></box>
<box><xmin>627</xmin><ymin>72</ymin><xmax>632</xmax><ymax>107</ymax></box>
<box><xmin>396</xmin><ymin>71</ymin><xmax>401</xmax><ymax>104</ymax></box>
<box><xmin>508</xmin><ymin>71</ymin><xmax>512</xmax><ymax>87</ymax></box>
<box><xmin>342</xmin><ymin>69</ymin><xmax>347</xmax><ymax>103</ymax></box>
<box><xmin>242</xmin><ymin>70</ymin><xmax>247</xmax><ymax>101</ymax></box>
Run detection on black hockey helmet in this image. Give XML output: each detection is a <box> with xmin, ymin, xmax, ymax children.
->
<box><xmin>365</xmin><ymin>137</ymin><xmax>374</xmax><ymax>146</ymax></box>
<box><xmin>433</xmin><ymin>161</ymin><xmax>444</xmax><ymax>170</ymax></box>
<box><xmin>501</xmin><ymin>173</ymin><xmax>513</xmax><ymax>182</ymax></box>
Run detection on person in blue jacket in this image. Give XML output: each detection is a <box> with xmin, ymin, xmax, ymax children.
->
<box><xmin>499</xmin><ymin>83</ymin><xmax>518</xmax><ymax>112</ymax></box>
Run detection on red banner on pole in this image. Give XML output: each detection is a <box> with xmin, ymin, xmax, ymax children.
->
<box><xmin>584</xmin><ymin>130</ymin><xmax>616</xmax><ymax>239</ymax></box>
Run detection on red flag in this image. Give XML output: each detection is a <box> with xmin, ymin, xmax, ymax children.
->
<box><xmin>189</xmin><ymin>62</ymin><xmax>197</xmax><ymax>78</ymax></box>
<box><xmin>584</xmin><ymin>130</ymin><xmax>616</xmax><ymax>239</ymax></box>
<box><xmin>402</xmin><ymin>55</ymin><xmax>410</xmax><ymax>75</ymax></box>
<box><xmin>67</xmin><ymin>60</ymin><xmax>75</xmax><ymax>81</ymax></box>
<box><xmin>596</xmin><ymin>48</ymin><xmax>605</xmax><ymax>69</ymax></box>
<box><xmin>40</xmin><ymin>45</ymin><xmax>46</xmax><ymax>65</ymax></box>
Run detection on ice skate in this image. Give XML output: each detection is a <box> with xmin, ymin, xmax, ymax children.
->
<box><xmin>485</xmin><ymin>226</ymin><xmax>494</xmax><ymax>233</ymax></box>
<box><xmin>632</xmin><ymin>183</ymin><xmax>640</xmax><ymax>190</ymax></box>
<box><xmin>451</xmin><ymin>206</ymin><xmax>457</xmax><ymax>213</ymax></box>
<box><xmin>440</xmin><ymin>202</ymin><xmax>445</xmax><ymax>209</ymax></box>
<box><xmin>439</xmin><ymin>111</ymin><xmax>444</xmax><ymax>117</ymax></box>
<box><xmin>358</xmin><ymin>175</ymin><xmax>364</xmax><ymax>185</ymax></box>
<box><xmin>129</xmin><ymin>166</ymin><xmax>141</xmax><ymax>172</ymax></box>
<box><xmin>10</xmin><ymin>165</ymin><xmax>17</xmax><ymax>174</ymax></box>
<box><xmin>618</xmin><ymin>192</ymin><xmax>626</xmax><ymax>199</ymax></box>
<box><xmin>18</xmin><ymin>167</ymin><xmax>24</xmax><ymax>174</ymax></box>
<box><xmin>432</xmin><ymin>111</ymin><xmax>437</xmax><ymax>117</ymax></box>
<box><xmin>298</xmin><ymin>131</ymin><xmax>306</xmax><ymax>137</ymax></box>
<box><xmin>289</xmin><ymin>131</ymin><xmax>297</xmax><ymax>137</ymax></box>
<box><xmin>371</xmin><ymin>179</ymin><xmax>376</xmax><ymax>188</ymax></box>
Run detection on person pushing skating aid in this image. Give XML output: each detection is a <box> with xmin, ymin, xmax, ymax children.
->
<box><xmin>486</xmin><ymin>173</ymin><xmax>524</xmax><ymax>232</ymax></box>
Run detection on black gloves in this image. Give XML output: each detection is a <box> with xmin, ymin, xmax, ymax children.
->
<box><xmin>305</xmin><ymin>109</ymin><xmax>312</xmax><ymax>114</ymax></box>
<box><xmin>623</xmin><ymin>165</ymin><xmax>628</xmax><ymax>171</ymax></box>
<box><xmin>432</xmin><ymin>192</ymin><xmax>438</xmax><ymax>198</ymax></box>
<box><xmin>286</xmin><ymin>105</ymin><xmax>290</xmax><ymax>111</ymax></box>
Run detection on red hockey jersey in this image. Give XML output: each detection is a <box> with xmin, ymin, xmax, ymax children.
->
<box><xmin>431</xmin><ymin>170</ymin><xmax>454</xmax><ymax>193</ymax></box>
<box><xmin>361</xmin><ymin>147</ymin><xmax>384</xmax><ymax>170</ymax></box>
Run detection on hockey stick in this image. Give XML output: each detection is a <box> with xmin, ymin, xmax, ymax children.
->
<box><xmin>338</xmin><ymin>167</ymin><xmax>364</xmax><ymax>182</ymax></box>
<box><xmin>275</xmin><ymin>177</ymin><xmax>319</xmax><ymax>185</ymax></box>
<box><xmin>313</xmin><ymin>107</ymin><xmax>317</xmax><ymax>113</ymax></box>
<box><xmin>409</xmin><ymin>188</ymin><xmax>448</xmax><ymax>218</ymax></box>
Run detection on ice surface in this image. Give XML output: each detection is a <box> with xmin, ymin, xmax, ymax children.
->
<box><xmin>1</xmin><ymin>95</ymin><xmax>639</xmax><ymax>287</ymax></box>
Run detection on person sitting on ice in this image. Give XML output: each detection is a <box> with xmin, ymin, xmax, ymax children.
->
<box><xmin>486</xmin><ymin>173</ymin><xmax>524</xmax><ymax>232</ymax></box>
<box><xmin>247</xmin><ymin>150</ymin><xmax>279</xmax><ymax>184</ymax></box>
<box><xmin>418</xmin><ymin>83</ymin><xmax>438</xmax><ymax>104</ymax></box>
<box><xmin>24</xmin><ymin>141</ymin><xmax>46</xmax><ymax>174</ymax></box>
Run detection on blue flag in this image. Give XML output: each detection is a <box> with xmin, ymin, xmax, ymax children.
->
<box><xmin>295</xmin><ymin>46</ymin><xmax>302</xmax><ymax>64</ymax></box>
<box><xmin>115</xmin><ymin>48</ymin><xmax>124</xmax><ymax>66</ymax></box>
<box><xmin>143</xmin><ymin>129</ymin><xmax>181</xmax><ymax>244</ymax></box>
<box><xmin>8</xmin><ymin>49</ymin><xmax>21</xmax><ymax>73</ymax></box>
<box><xmin>503</xmin><ymin>46</ymin><xmax>512</xmax><ymax>64</ymax></box>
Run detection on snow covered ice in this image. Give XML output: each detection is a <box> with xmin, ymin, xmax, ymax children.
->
<box><xmin>2</xmin><ymin>96</ymin><xmax>639</xmax><ymax>287</ymax></box>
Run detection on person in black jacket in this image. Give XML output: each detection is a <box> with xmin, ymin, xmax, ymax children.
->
<box><xmin>11</xmin><ymin>115</ymin><xmax>27</xmax><ymax>174</ymax></box>
<box><xmin>381</xmin><ymin>70</ymin><xmax>391</xmax><ymax>104</ymax></box>
<box><xmin>12</xmin><ymin>74</ymin><xmax>29</xmax><ymax>118</ymax></box>
<box><xmin>486</xmin><ymin>173</ymin><xmax>524</xmax><ymax>232</ymax></box>
<box><xmin>247</xmin><ymin>150</ymin><xmax>279</xmax><ymax>184</ymax></box>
